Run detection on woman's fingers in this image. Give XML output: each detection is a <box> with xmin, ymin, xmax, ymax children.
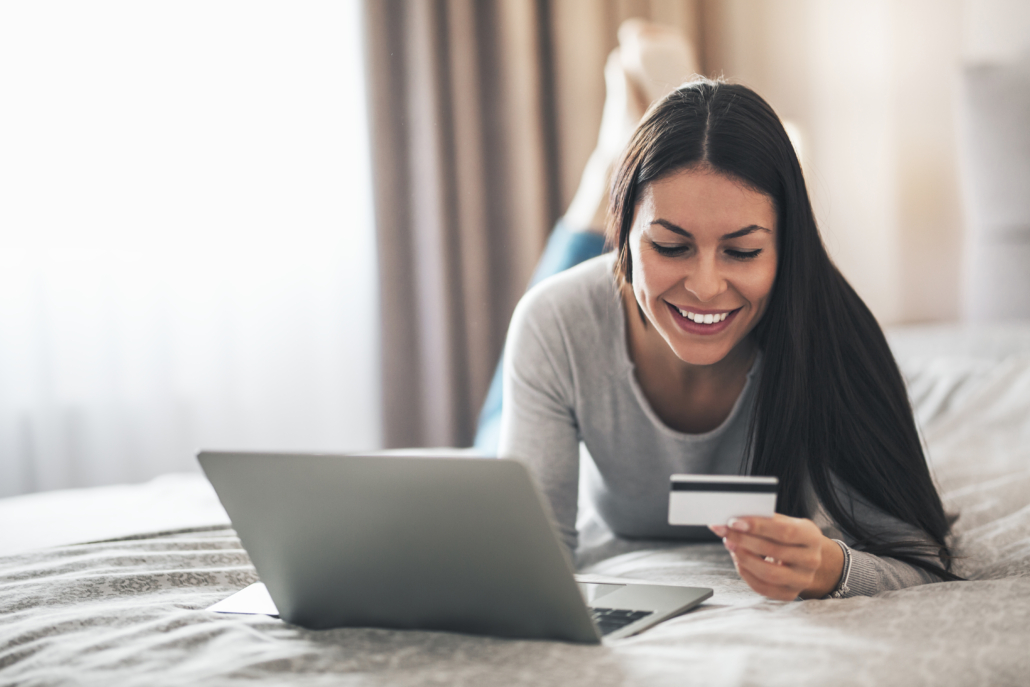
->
<box><xmin>719</xmin><ymin>514</ymin><xmax>830</xmax><ymax>599</ymax></box>
<box><xmin>724</xmin><ymin>515</ymin><xmax>822</xmax><ymax>566</ymax></box>
<box><xmin>730</xmin><ymin>544</ymin><xmax>811</xmax><ymax>588</ymax></box>
<box><xmin>729</xmin><ymin>514</ymin><xmax>821</xmax><ymax>545</ymax></box>
<box><xmin>730</xmin><ymin>552</ymin><xmax>798</xmax><ymax>601</ymax></box>
<box><xmin>724</xmin><ymin>531</ymin><xmax>820</xmax><ymax>570</ymax></box>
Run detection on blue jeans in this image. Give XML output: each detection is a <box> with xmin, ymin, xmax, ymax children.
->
<box><xmin>473</xmin><ymin>222</ymin><xmax>607</xmax><ymax>453</ymax></box>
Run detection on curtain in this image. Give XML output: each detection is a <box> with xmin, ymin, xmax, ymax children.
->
<box><xmin>364</xmin><ymin>0</ymin><xmax>701</xmax><ymax>448</ymax></box>
<box><xmin>0</xmin><ymin>1</ymin><xmax>382</xmax><ymax>497</ymax></box>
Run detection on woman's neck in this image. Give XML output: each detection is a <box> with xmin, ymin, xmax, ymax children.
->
<box><xmin>622</xmin><ymin>286</ymin><xmax>757</xmax><ymax>433</ymax></box>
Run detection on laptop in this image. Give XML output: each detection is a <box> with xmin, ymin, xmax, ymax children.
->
<box><xmin>198</xmin><ymin>451</ymin><xmax>712</xmax><ymax>643</ymax></box>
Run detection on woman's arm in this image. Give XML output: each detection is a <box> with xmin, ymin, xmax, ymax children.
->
<box><xmin>498</xmin><ymin>288</ymin><xmax>583</xmax><ymax>553</ymax></box>
<box><xmin>712</xmin><ymin>481</ymin><xmax>945</xmax><ymax>600</ymax></box>
<box><xmin>710</xmin><ymin>516</ymin><xmax>845</xmax><ymax>600</ymax></box>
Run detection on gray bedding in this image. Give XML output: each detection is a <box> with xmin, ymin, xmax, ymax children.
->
<box><xmin>2</xmin><ymin>324</ymin><xmax>1029</xmax><ymax>686</ymax></box>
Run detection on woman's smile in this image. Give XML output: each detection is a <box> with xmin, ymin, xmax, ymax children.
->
<box><xmin>665</xmin><ymin>302</ymin><xmax>740</xmax><ymax>335</ymax></box>
<box><xmin>626</xmin><ymin>167</ymin><xmax>778</xmax><ymax>367</ymax></box>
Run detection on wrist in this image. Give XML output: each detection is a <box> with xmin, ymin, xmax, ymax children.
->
<box><xmin>799</xmin><ymin>536</ymin><xmax>845</xmax><ymax>599</ymax></box>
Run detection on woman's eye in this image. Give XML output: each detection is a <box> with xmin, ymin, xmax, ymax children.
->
<box><xmin>650</xmin><ymin>242</ymin><xmax>690</xmax><ymax>257</ymax></box>
<box><xmin>726</xmin><ymin>249</ymin><xmax>762</xmax><ymax>260</ymax></box>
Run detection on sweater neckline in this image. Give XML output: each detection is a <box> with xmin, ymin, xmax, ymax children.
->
<box><xmin>607</xmin><ymin>265</ymin><xmax>762</xmax><ymax>442</ymax></box>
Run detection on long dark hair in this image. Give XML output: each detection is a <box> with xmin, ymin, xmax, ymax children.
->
<box><xmin>608</xmin><ymin>78</ymin><xmax>957</xmax><ymax>580</ymax></box>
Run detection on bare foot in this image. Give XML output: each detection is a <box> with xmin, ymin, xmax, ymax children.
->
<box><xmin>618</xmin><ymin>19</ymin><xmax>699</xmax><ymax>106</ymax></box>
<box><xmin>563</xmin><ymin>20</ymin><xmax>698</xmax><ymax>234</ymax></box>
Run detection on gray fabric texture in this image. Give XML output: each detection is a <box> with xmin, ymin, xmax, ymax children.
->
<box><xmin>499</xmin><ymin>255</ymin><xmax>938</xmax><ymax>596</ymax></box>
<box><xmin>0</xmin><ymin>323</ymin><xmax>1029</xmax><ymax>686</ymax></box>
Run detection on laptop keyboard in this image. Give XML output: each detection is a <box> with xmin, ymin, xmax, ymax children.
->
<box><xmin>590</xmin><ymin>607</ymin><xmax>653</xmax><ymax>636</ymax></box>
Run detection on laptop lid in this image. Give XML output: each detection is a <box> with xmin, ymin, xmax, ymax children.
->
<box><xmin>198</xmin><ymin>451</ymin><xmax>601</xmax><ymax>642</ymax></box>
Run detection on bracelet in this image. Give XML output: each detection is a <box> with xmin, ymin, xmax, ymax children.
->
<box><xmin>827</xmin><ymin>539</ymin><xmax>852</xmax><ymax>599</ymax></box>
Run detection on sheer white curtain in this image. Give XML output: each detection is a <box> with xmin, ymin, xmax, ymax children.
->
<box><xmin>0</xmin><ymin>1</ymin><xmax>381</xmax><ymax>497</ymax></box>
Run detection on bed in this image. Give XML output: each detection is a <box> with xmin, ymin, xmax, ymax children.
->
<box><xmin>2</xmin><ymin>323</ymin><xmax>1028</xmax><ymax>686</ymax></box>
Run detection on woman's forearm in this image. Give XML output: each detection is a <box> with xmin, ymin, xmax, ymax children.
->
<box><xmin>798</xmin><ymin>536</ymin><xmax>845</xmax><ymax>599</ymax></box>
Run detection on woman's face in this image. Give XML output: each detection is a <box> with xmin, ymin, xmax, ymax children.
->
<box><xmin>627</xmin><ymin>167</ymin><xmax>778</xmax><ymax>367</ymax></box>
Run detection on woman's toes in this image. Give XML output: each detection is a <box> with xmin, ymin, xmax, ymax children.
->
<box><xmin>617</xmin><ymin>19</ymin><xmax>699</xmax><ymax>106</ymax></box>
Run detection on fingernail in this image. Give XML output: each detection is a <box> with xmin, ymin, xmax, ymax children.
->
<box><xmin>728</xmin><ymin>518</ymin><xmax>749</xmax><ymax>532</ymax></box>
<box><xmin>708</xmin><ymin>524</ymin><xmax>727</xmax><ymax>537</ymax></box>
<box><xmin>723</xmin><ymin>538</ymin><xmax>737</xmax><ymax>552</ymax></box>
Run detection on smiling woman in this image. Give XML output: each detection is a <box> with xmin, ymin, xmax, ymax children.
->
<box><xmin>500</xmin><ymin>78</ymin><xmax>958</xmax><ymax>601</ymax></box>
<box><xmin>622</xmin><ymin>170</ymin><xmax>778</xmax><ymax>437</ymax></box>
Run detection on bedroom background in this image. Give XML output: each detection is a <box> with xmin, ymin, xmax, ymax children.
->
<box><xmin>1</xmin><ymin>0</ymin><xmax>1027</xmax><ymax>498</ymax></box>
<box><xmin>0</xmin><ymin>1</ymin><xmax>382</xmax><ymax>497</ymax></box>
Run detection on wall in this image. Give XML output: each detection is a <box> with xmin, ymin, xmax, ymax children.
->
<box><xmin>701</xmin><ymin>0</ymin><xmax>972</xmax><ymax>325</ymax></box>
<box><xmin>546</xmin><ymin>0</ymin><xmax>1030</xmax><ymax>326</ymax></box>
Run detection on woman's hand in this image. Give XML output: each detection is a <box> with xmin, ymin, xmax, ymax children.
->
<box><xmin>709</xmin><ymin>514</ymin><xmax>844</xmax><ymax>600</ymax></box>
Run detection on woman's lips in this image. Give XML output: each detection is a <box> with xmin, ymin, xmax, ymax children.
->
<box><xmin>665</xmin><ymin>301</ymin><xmax>740</xmax><ymax>336</ymax></box>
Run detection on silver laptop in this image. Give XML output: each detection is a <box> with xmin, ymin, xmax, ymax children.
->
<box><xmin>198</xmin><ymin>451</ymin><xmax>712</xmax><ymax>643</ymax></box>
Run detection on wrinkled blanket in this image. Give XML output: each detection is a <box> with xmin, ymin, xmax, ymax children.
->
<box><xmin>1</xmin><ymin>324</ymin><xmax>1028</xmax><ymax>687</ymax></box>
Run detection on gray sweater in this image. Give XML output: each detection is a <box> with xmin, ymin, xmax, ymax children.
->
<box><xmin>499</xmin><ymin>254</ymin><xmax>940</xmax><ymax>597</ymax></box>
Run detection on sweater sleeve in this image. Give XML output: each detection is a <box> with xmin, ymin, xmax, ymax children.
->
<box><xmin>498</xmin><ymin>285</ymin><xmax>582</xmax><ymax>553</ymax></box>
<box><xmin>815</xmin><ymin>475</ymin><xmax>945</xmax><ymax>597</ymax></box>
<box><xmin>842</xmin><ymin>548</ymin><xmax>940</xmax><ymax>596</ymax></box>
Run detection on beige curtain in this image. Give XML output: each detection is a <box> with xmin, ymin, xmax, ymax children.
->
<box><xmin>363</xmin><ymin>0</ymin><xmax>701</xmax><ymax>448</ymax></box>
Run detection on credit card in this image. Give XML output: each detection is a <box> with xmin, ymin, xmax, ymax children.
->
<box><xmin>668</xmin><ymin>475</ymin><xmax>778</xmax><ymax>526</ymax></box>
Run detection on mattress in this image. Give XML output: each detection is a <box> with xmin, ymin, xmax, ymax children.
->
<box><xmin>1</xmin><ymin>323</ymin><xmax>1028</xmax><ymax>686</ymax></box>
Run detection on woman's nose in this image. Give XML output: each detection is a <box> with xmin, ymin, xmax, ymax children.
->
<box><xmin>684</xmin><ymin>257</ymin><xmax>726</xmax><ymax>303</ymax></box>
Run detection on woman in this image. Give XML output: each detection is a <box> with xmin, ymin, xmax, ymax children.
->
<box><xmin>498</xmin><ymin>79</ymin><xmax>957</xmax><ymax>600</ymax></box>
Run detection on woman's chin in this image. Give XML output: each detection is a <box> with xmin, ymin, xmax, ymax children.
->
<box><xmin>675</xmin><ymin>352</ymin><xmax>734</xmax><ymax>367</ymax></box>
<box><xmin>665</xmin><ymin>340</ymin><xmax>738</xmax><ymax>367</ymax></box>
<box><xmin>656</xmin><ymin>314</ymin><xmax>759</xmax><ymax>369</ymax></box>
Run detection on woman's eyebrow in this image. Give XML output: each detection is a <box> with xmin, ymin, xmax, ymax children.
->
<box><xmin>721</xmin><ymin>225</ymin><xmax>772</xmax><ymax>240</ymax></box>
<box><xmin>651</xmin><ymin>219</ymin><xmax>692</xmax><ymax>237</ymax></box>
<box><xmin>650</xmin><ymin>219</ymin><xmax>772</xmax><ymax>240</ymax></box>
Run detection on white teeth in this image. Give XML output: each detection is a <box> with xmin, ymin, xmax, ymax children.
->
<box><xmin>676</xmin><ymin>308</ymin><xmax>731</xmax><ymax>324</ymax></box>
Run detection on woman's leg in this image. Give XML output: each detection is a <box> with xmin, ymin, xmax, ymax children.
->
<box><xmin>474</xmin><ymin>20</ymin><xmax>698</xmax><ymax>453</ymax></box>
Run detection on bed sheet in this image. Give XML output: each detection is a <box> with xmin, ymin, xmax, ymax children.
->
<box><xmin>1</xmin><ymin>323</ymin><xmax>1028</xmax><ymax>687</ymax></box>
